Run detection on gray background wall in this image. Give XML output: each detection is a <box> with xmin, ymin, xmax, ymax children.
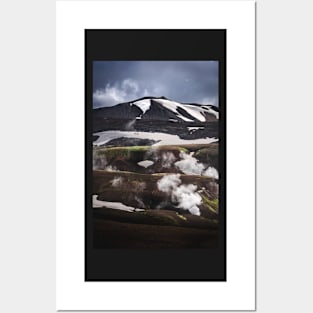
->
<box><xmin>0</xmin><ymin>0</ymin><xmax>312</xmax><ymax>312</ymax></box>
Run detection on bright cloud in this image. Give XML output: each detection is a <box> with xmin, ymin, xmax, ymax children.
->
<box><xmin>93</xmin><ymin>78</ymin><xmax>148</xmax><ymax>108</ymax></box>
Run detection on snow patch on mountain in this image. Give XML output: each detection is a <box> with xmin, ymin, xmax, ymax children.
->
<box><xmin>201</xmin><ymin>105</ymin><xmax>219</xmax><ymax>119</ymax></box>
<box><xmin>93</xmin><ymin>130</ymin><xmax>218</xmax><ymax>147</ymax></box>
<box><xmin>181</xmin><ymin>104</ymin><xmax>207</xmax><ymax>122</ymax></box>
<box><xmin>132</xmin><ymin>99</ymin><xmax>151</xmax><ymax>114</ymax></box>
<box><xmin>154</xmin><ymin>99</ymin><xmax>194</xmax><ymax>122</ymax></box>
<box><xmin>187</xmin><ymin>126</ymin><xmax>204</xmax><ymax>133</ymax></box>
<box><xmin>153</xmin><ymin>98</ymin><xmax>218</xmax><ymax>122</ymax></box>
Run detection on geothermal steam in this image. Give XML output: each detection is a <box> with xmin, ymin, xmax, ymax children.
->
<box><xmin>175</xmin><ymin>151</ymin><xmax>219</xmax><ymax>179</ymax></box>
<box><xmin>157</xmin><ymin>173</ymin><xmax>181</xmax><ymax>193</ymax></box>
<box><xmin>162</xmin><ymin>152</ymin><xmax>176</xmax><ymax>168</ymax></box>
<box><xmin>93</xmin><ymin>152</ymin><xmax>107</xmax><ymax>170</ymax></box>
<box><xmin>174</xmin><ymin>151</ymin><xmax>205</xmax><ymax>175</ymax></box>
<box><xmin>157</xmin><ymin>174</ymin><xmax>202</xmax><ymax>216</ymax></box>
<box><xmin>203</xmin><ymin>166</ymin><xmax>219</xmax><ymax>179</ymax></box>
<box><xmin>110</xmin><ymin>176</ymin><xmax>123</xmax><ymax>187</ymax></box>
<box><xmin>125</xmin><ymin>119</ymin><xmax>136</xmax><ymax>131</ymax></box>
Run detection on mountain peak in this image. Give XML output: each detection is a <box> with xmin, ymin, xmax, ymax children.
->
<box><xmin>94</xmin><ymin>97</ymin><xmax>219</xmax><ymax>122</ymax></box>
<box><xmin>128</xmin><ymin>95</ymin><xmax>169</xmax><ymax>103</ymax></box>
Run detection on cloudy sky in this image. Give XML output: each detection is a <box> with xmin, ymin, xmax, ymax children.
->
<box><xmin>93</xmin><ymin>61</ymin><xmax>218</xmax><ymax>108</ymax></box>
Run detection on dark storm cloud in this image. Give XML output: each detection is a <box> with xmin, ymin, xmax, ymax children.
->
<box><xmin>93</xmin><ymin>61</ymin><xmax>218</xmax><ymax>108</ymax></box>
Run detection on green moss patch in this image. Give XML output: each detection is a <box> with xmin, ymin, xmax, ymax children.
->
<box><xmin>202</xmin><ymin>195</ymin><xmax>219</xmax><ymax>214</ymax></box>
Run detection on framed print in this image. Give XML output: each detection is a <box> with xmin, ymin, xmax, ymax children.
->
<box><xmin>57</xmin><ymin>0</ymin><xmax>255</xmax><ymax>310</ymax></box>
<box><xmin>86</xmin><ymin>30</ymin><xmax>226</xmax><ymax>281</ymax></box>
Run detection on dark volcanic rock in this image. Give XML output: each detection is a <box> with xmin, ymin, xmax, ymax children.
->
<box><xmin>106</xmin><ymin>137</ymin><xmax>159</xmax><ymax>147</ymax></box>
<box><xmin>94</xmin><ymin>102</ymin><xmax>142</xmax><ymax>120</ymax></box>
<box><xmin>176</xmin><ymin>106</ymin><xmax>195</xmax><ymax>121</ymax></box>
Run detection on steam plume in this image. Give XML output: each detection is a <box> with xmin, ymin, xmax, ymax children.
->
<box><xmin>125</xmin><ymin>119</ymin><xmax>136</xmax><ymax>131</ymax></box>
<box><xmin>174</xmin><ymin>151</ymin><xmax>205</xmax><ymax>175</ymax></box>
<box><xmin>111</xmin><ymin>176</ymin><xmax>123</xmax><ymax>187</ymax></box>
<box><xmin>157</xmin><ymin>174</ymin><xmax>202</xmax><ymax>216</ymax></box>
<box><xmin>93</xmin><ymin>152</ymin><xmax>107</xmax><ymax>170</ymax></box>
<box><xmin>162</xmin><ymin>152</ymin><xmax>176</xmax><ymax>168</ymax></box>
<box><xmin>203</xmin><ymin>166</ymin><xmax>219</xmax><ymax>179</ymax></box>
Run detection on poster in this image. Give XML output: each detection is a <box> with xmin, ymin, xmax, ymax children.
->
<box><xmin>86</xmin><ymin>30</ymin><xmax>226</xmax><ymax>281</ymax></box>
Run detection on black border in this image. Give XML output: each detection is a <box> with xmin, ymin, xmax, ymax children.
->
<box><xmin>85</xmin><ymin>30</ymin><xmax>226</xmax><ymax>281</ymax></box>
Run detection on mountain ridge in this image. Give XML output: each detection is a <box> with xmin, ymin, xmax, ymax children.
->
<box><xmin>94</xmin><ymin>96</ymin><xmax>219</xmax><ymax>123</ymax></box>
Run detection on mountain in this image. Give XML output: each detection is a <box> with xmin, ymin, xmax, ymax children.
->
<box><xmin>93</xmin><ymin>96</ymin><xmax>219</xmax><ymax>123</ymax></box>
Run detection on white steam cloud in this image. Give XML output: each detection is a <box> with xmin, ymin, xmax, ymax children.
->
<box><xmin>174</xmin><ymin>151</ymin><xmax>219</xmax><ymax>179</ymax></box>
<box><xmin>93</xmin><ymin>152</ymin><xmax>107</xmax><ymax>170</ymax></box>
<box><xmin>111</xmin><ymin>176</ymin><xmax>123</xmax><ymax>187</ymax></box>
<box><xmin>145</xmin><ymin>147</ymin><xmax>160</xmax><ymax>162</ymax></box>
<box><xmin>157</xmin><ymin>174</ymin><xmax>202</xmax><ymax>216</ymax></box>
<box><xmin>125</xmin><ymin>119</ymin><xmax>136</xmax><ymax>131</ymax></box>
<box><xmin>105</xmin><ymin>165</ymin><xmax>119</xmax><ymax>172</ymax></box>
<box><xmin>174</xmin><ymin>184</ymin><xmax>202</xmax><ymax>216</ymax></box>
<box><xmin>135</xmin><ymin>196</ymin><xmax>145</xmax><ymax>208</ymax></box>
<box><xmin>157</xmin><ymin>174</ymin><xmax>181</xmax><ymax>193</ymax></box>
<box><xmin>203</xmin><ymin>166</ymin><xmax>219</xmax><ymax>179</ymax></box>
<box><xmin>175</xmin><ymin>151</ymin><xmax>205</xmax><ymax>175</ymax></box>
<box><xmin>162</xmin><ymin>152</ymin><xmax>176</xmax><ymax>168</ymax></box>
